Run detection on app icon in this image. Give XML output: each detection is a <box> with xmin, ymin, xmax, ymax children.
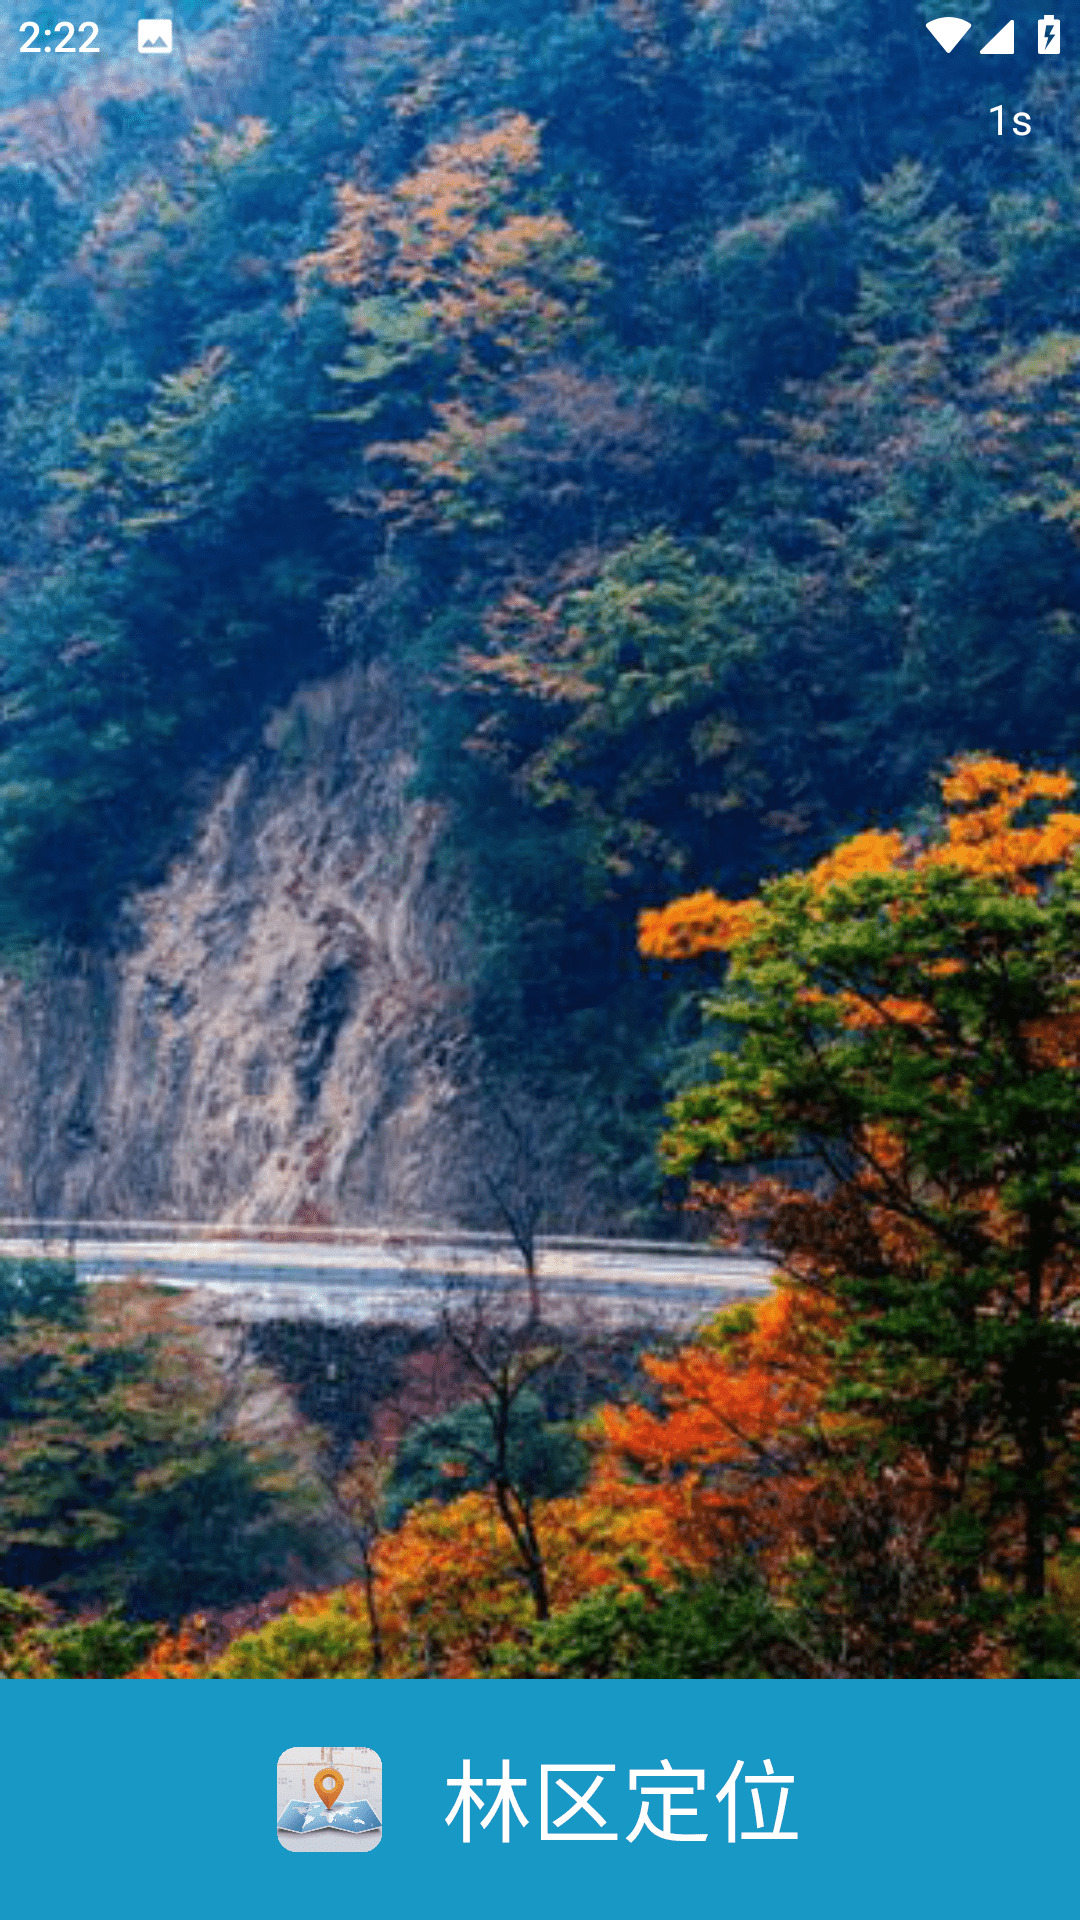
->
<box><xmin>137</xmin><ymin>19</ymin><xmax>173</xmax><ymax>52</ymax></box>
<box><xmin>277</xmin><ymin>1746</ymin><xmax>383</xmax><ymax>1853</ymax></box>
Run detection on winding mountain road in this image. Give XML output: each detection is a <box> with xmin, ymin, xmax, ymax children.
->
<box><xmin>0</xmin><ymin>1222</ymin><xmax>773</xmax><ymax>1327</ymax></box>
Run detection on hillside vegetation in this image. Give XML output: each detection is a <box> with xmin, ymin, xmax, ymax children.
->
<box><xmin>2</xmin><ymin>0</ymin><xmax>1079</xmax><ymax>1200</ymax></box>
<box><xmin>2</xmin><ymin>5</ymin><xmax>1080</xmax><ymax>1673</ymax></box>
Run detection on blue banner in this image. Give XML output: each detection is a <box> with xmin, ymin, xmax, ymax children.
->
<box><xmin>1</xmin><ymin>1678</ymin><xmax>1073</xmax><ymax>1918</ymax></box>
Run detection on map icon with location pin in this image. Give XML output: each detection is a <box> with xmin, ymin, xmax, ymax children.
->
<box><xmin>314</xmin><ymin>1767</ymin><xmax>345</xmax><ymax>1810</ymax></box>
<box><xmin>277</xmin><ymin>1747</ymin><xmax>382</xmax><ymax>1851</ymax></box>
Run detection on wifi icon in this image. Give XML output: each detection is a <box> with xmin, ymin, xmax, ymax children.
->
<box><xmin>926</xmin><ymin>16</ymin><xmax>973</xmax><ymax>49</ymax></box>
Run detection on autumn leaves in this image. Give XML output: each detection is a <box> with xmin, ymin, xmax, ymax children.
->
<box><xmin>166</xmin><ymin>755</ymin><xmax>1080</xmax><ymax>1677</ymax></box>
<box><xmin>303</xmin><ymin>115</ymin><xmax>603</xmax><ymax>531</ymax></box>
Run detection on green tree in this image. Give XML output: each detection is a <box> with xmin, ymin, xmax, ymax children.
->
<box><xmin>0</xmin><ymin>1279</ymin><xmax>325</xmax><ymax>1620</ymax></box>
<box><xmin>0</xmin><ymin>1590</ymin><xmax>158</xmax><ymax>1678</ymax></box>
<box><xmin>0</xmin><ymin>1254</ymin><xmax>82</xmax><ymax>1332</ymax></box>
<box><xmin>212</xmin><ymin>1599</ymin><xmax>371</xmax><ymax>1679</ymax></box>
<box><xmin>642</xmin><ymin>758</ymin><xmax>1080</xmax><ymax>1621</ymax></box>
<box><xmin>387</xmin><ymin>1388</ymin><xmax>588</xmax><ymax>1529</ymax></box>
<box><xmin>532</xmin><ymin>1567</ymin><xmax>811</xmax><ymax>1678</ymax></box>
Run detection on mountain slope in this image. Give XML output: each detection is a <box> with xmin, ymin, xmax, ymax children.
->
<box><xmin>0</xmin><ymin>667</ymin><xmax>476</xmax><ymax>1223</ymax></box>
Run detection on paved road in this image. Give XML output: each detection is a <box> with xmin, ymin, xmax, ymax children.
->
<box><xmin>0</xmin><ymin>1228</ymin><xmax>773</xmax><ymax>1327</ymax></box>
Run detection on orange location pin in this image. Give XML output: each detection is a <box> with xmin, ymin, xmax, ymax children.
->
<box><xmin>314</xmin><ymin>1767</ymin><xmax>345</xmax><ymax>1811</ymax></box>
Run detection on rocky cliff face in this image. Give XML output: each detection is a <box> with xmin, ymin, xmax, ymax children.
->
<box><xmin>0</xmin><ymin>667</ymin><xmax>478</xmax><ymax>1224</ymax></box>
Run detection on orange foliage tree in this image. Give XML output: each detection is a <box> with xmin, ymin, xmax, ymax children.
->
<box><xmin>135</xmin><ymin>1464</ymin><xmax>671</xmax><ymax>1678</ymax></box>
<box><xmin>141</xmin><ymin>757</ymin><xmax>1080</xmax><ymax>1679</ymax></box>
<box><xmin>301</xmin><ymin>114</ymin><xmax>602</xmax><ymax>529</ymax></box>
<box><xmin>601</xmin><ymin>1289</ymin><xmax>833</xmax><ymax>1582</ymax></box>
<box><xmin>370</xmin><ymin>1468</ymin><xmax>670</xmax><ymax>1675</ymax></box>
<box><xmin>634</xmin><ymin>757</ymin><xmax>1080</xmax><ymax>1664</ymax></box>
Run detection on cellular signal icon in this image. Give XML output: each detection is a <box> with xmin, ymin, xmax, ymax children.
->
<box><xmin>1038</xmin><ymin>15</ymin><xmax>1061</xmax><ymax>53</ymax></box>
<box><xmin>979</xmin><ymin>18</ymin><xmax>1014</xmax><ymax>53</ymax></box>
<box><xmin>926</xmin><ymin>16</ymin><xmax>972</xmax><ymax>50</ymax></box>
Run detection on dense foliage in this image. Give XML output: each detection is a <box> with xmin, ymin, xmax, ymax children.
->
<box><xmin>634</xmin><ymin>757</ymin><xmax>1080</xmax><ymax>1665</ymax></box>
<box><xmin>1</xmin><ymin>1</ymin><xmax>1079</xmax><ymax>1189</ymax></box>
<box><xmin>0</xmin><ymin>1267</ymin><xmax>328</xmax><ymax>1620</ymax></box>
<box><xmin>4</xmin><ymin>6</ymin><xmax>1080</xmax><ymax>1673</ymax></box>
<box><xmin>130</xmin><ymin>763</ymin><xmax>1080</xmax><ymax>1679</ymax></box>
<box><xmin>386</xmin><ymin>1392</ymin><xmax>589</xmax><ymax>1527</ymax></box>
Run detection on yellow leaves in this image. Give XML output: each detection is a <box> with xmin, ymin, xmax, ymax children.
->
<box><xmin>600</xmin><ymin>1288</ymin><xmax>834</xmax><ymax>1576</ymax></box>
<box><xmin>347</xmin><ymin>1475</ymin><xmax>673</xmax><ymax>1676</ymax></box>
<box><xmin>807</xmin><ymin>828</ymin><xmax>905</xmax><ymax>892</ymax></box>
<box><xmin>184</xmin><ymin>118</ymin><xmax>271</xmax><ymax>173</ymax></box>
<box><xmin>149</xmin><ymin>1461</ymin><xmax>678</xmax><ymax>1679</ymax></box>
<box><xmin>302</xmin><ymin>181</ymin><xmax>385</xmax><ymax>290</ymax></box>
<box><xmin>803</xmin><ymin>974</ymin><xmax>951</xmax><ymax>1036</ymax></box>
<box><xmin>374</xmin><ymin>401</ymin><xmax>527</xmax><ymax>528</ymax></box>
<box><xmin>939</xmin><ymin>753</ymin><xmax>1073</xmax><ymax>812</ymax></box>
<box><xmin>833</xmin><ymin>991</ymin><xmax>935</xmax><ymax>1031</ymax></box>
<box><xmin>395</xmin><ymin>113</ymin><xmax>543</xmax><ymax>238</ymax></box>
<box><xmin>939</xmin><ymin>814</ymin><xmax>1080</xmax><ymax>885</ymax></box>
<box><xmin>637</xmin><ymin>830</ymin><xmax>907</xmax><ymax>967</ymax></box>
<box><xmin>363</xmin><ymin>1493</ymin><xmax>533</xmax><ymax>1675</ymax></box>
<box><xmin>303</xmin><ymin>114</ymin><xmax>601</xmax><ymax>527</ymax></box>
<box><xmin>939</xmin><ymin>751</ymin><xmax>1077</xmax><ymax>864</ymax></box>
<box><xmin>303</xmin><ymin>114</ymin><xmax>598</xmax><ymax>361</ymax></box>
<box><xmin>640</xmin><ymin>755</ymin><xmax>1080</xmax><ymax>972</ymax></box>
<box><xmin>459</xmin><ymin>211</ymin><xmax>589</xmax><ymax>336</ymax></box>
<box><xmin>929</xmin><ymin>755</ymin><xmax>1080</xmax><ymax>887</ymax></box>
<box><xmin>461</xmin><ymin>648</ymin><xmax>597</xmax><ymax>706</ymax></box>
<box><xmin>988</xmin><ymin>330</ymin><xmax>1080</xmax><ymax>398</ymax></box>
<box><xmin>638</xmin><ymin>889</ymin><xmax>762</xmax><ymax>958</ymax></box>
<box><xmin>312</xmin><ymin>130</ymin><xmax>553</xmax><ymax>303</ymax></box>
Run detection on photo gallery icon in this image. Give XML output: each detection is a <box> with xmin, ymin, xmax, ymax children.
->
<box><xmin>137</xmin><ymin>20</ymin><xmax>173</xmax><ymax>52</ymax></box>
<box><xmin>277</xmin><ymin>1747</ymin><xmax>383</xmax><ymax>1853</ymax></box>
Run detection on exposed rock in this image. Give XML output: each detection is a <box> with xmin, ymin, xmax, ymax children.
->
<box><xmin>0</xmin><ymin>666</ymin><xmax>477</xmax><ymax>1224</ymax></box>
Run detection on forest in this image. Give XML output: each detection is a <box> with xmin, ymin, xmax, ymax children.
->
<box><xmin>0</xmin><ymin>0</ymin><xmax>1079</xmax><ymax>1675</ymax></box>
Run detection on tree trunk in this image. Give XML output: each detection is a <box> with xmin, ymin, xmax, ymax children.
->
<box><xmin>361</xmin><ymin>1540</ymin><xmax>384</xmax><ymax>1676</ymax></box>
<box><xmin>524</xmin><ymin>1244</ymin><xmax>540</xmax><ymax>1324</ymax></box>
<box><xmin>495</xmin><ymin>1479</ymin><xmax>549</xmax><ymax>1620</ymax></box>
<box><xmin>1022</xmin><ymin>1221</ymin><xmax>1050</xmax><ymax>1602</ymax></box>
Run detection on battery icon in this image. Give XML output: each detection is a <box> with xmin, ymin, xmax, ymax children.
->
<box><xmin>1038</xmin><ymin>14</ymin><xmax>1060</xmax><ymax>53</ymax></box>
